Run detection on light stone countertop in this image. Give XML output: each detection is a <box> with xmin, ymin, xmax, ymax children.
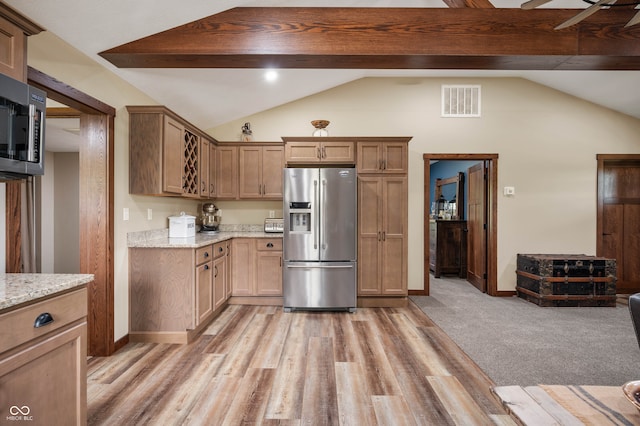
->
<box><xmin>0</xmin><ymin>273</ymin><xmax>94</xmax><ymax>311</ymax></box>
<box><xmin>128</xmin><ymin>225</ymin><xmax>282</xmax><ymax>249</ymax></box>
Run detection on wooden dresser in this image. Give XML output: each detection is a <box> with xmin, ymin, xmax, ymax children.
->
<box><xmin>429</xmin><ymin>220</ymin><xmax>467</xmax><ymax>278</ymax></box>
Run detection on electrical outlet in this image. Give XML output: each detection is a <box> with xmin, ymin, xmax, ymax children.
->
<box><xmin>123</xmin><ymin>208</ymin><xmax>129</xmax><ymax>221</ymax></box>
<box><xmin>503</xmin><ymin>186</ymin><xmax>515</xmax><ymax>196</ymax></box>
<box><xmin>269</xmin><ymin>210</ymin><xmax>275</xmax><ymax>218</ymax></box>
<box><xmin>147</xmin><ymin>208</ymin><xmax>153</xmax><ymax>220</ymax></box>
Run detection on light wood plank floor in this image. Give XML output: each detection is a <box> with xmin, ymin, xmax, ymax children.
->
<box><xmin>87</xmin><ymin>302</ymin><xmax>515</xmax><ymax>425</ymax></box>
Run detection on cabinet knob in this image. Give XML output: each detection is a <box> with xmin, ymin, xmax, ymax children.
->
<box><xmin>204</xmin><ymin>264</ymin><xmax>210</xmax><ymax>270</ymax></box>
<box><xmin>218</xmin><ymin>247</ymin><xmax>224</xmax><ymax>253</ymax></box>
<box><xmin>34</xmin><ymin>312</ymin><xmax>54</xmax><ymax>328</ymax></box>
<box><xmin>204</xmin><ymin>252</ymin><xmax>209</xmax><ymax>258</ymax></box>
<box><xmin>267</xmin><ymin>242</ymin><xmax>274</xmax><ymax>248</ymax></box>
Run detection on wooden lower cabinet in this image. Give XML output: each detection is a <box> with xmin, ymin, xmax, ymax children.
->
<box><xmin>231</xmin><ymin>238</ymin><xmax>283</xmax><ymax>298</ymax></box>
<box><xmin>129</xmin><ymin>243</ymin><xmax>229</xmax><ymax>344</ymax></box>
<box><xmin>0</xmin><ymin>288</ymin><xmax>87</xmax><ymax>425</ymax></box>
<box><xmin>358</xmin><ymin>176</ymin><xmax>408</xmax><ymax>296</ymax></box>
<box><xmin>213</xmin><ymin>242</ymin><xmax>229</xmax><ymax>310</ymax></box>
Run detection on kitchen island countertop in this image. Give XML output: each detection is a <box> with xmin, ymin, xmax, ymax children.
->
<box><xmin>0</xmin><ymin>273</ymin><xmax>94</xmax><ymax>311</ymax></box>
<box><xmin>128</xmin><ymin>226</ymin><xmax>282</xmax><ymax>249</ymax></box>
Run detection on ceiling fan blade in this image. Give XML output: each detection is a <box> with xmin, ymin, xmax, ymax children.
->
<box><xmin>625</xmin><ymin>9</ymin><xmax>640</xmax><ymax>27</ymax></box>
<box><xmin>555</xmin><ymin>0</ymin><xmax>617</xmax><ymax>30</ymax></box>
<box><xmin>521</xmin><ymin>0</ymin><xmax>554</xmax><ymax>10</ymax></box>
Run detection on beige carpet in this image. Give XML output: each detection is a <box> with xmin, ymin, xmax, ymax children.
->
<box><xmin>495</xmin><ymin>385</ymin><xmax>640</xmax><ymax>425</ymax></box>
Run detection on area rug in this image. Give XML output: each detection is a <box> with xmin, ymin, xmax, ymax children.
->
<box><xmin>540</xmin><ymin>385</ymin><xmax>640</xmax><ymax>425</ymax></box>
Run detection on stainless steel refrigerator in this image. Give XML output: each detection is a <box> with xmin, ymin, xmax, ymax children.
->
<box><xmin>283</xmin><ymin>167</ymin><xmax>357</xmax><ymax>312</ymax></box>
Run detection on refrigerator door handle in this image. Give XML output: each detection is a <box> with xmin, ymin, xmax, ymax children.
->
<box><xmin>286</xmin><ymin>264</ymin><xmax>354</xmax><ymax>269</ymax></box>
<box><xmin>321</xmin><ymin>179</ymin><xmax>327</xmax><ymax>250</ymax></box>
<box><xmin>313</xmin><ymin>179</ymin><xmax>319</xmax><ymax>250</ymax></box>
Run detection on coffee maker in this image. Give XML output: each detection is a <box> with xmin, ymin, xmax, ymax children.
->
<box><xmin>200</xmin><ymin>203</ymin><xmax>221</xmax><ymax>234</ymax></box>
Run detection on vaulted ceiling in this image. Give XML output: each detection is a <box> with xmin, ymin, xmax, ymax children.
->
<box><xmin>5</xmin><ymin>0</ymin><xmax>640</xmax><ymax>128</ymax></box>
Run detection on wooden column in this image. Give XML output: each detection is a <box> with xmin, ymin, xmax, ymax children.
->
<box><xmin>5</xmin><ymin>181</ymin><xmax>21</xmax><ymax>272</ymax></box>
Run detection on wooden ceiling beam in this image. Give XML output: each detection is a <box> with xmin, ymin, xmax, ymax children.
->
<box><xmin>442</xmin><ymin>0</ymin><xmax>495</xmax><ymax>8</ymax></box>
<box><xmin>98</xmin><ymin>7</ymin><xmax>640</xmax><ymax>71</ymax></box>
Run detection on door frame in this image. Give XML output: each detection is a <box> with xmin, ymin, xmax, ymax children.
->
<box><xmin>28</xmin><ymin>67</ymin><xmax>116</xmax><ymax>356</ymax></box>
<box><xmin>421</xmin><ymin>153</ymin><xmax>499</xmax><ymax>296</ymax></box>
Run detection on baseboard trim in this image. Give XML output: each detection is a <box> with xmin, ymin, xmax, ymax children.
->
<box><xmin>409</xmin><ymin>289</ymin><xmax>428</xmax><ymax>296</ymax></box>
<box><xmin>113</xmin><ymin>334</ymin><xmax>129</xmax><ymax>353</ymax></box>
<box><xmin>495</xmin><ymin>290</ymin><xmax>517</xmax><ymax>297</ymax></box>
<box><xmin>357</xmin><ymin>297</ymin><xmax>408</xmax><ymax>308</ymax></box>
<box><xmin>228</xmin><ymin>296</ymin><xmax>283</xmax><ymax>306</ymax></box>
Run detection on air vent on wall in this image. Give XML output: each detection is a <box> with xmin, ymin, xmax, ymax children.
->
<box><xmin>441</xmin><ymin>85</ymin><xmax>481</xmax><ymax>118</ymax></box>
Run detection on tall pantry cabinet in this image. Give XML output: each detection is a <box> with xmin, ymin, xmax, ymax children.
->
<box><xmin>356</xmin><ymin>138</ymin><xmax>411</xmax><ymax>299</ymax></box>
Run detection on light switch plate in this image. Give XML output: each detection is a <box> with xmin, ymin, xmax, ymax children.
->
<box><xmin>503</xmin><ymin>186</ymin><xmax>515</xmax><ymax>196</ymax></box>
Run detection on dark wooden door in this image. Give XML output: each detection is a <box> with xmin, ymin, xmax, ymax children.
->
<box><xmin>467</xmin><ymin>162</ymin><xmax>487</xmax><ymax>292</ymax></box>
<box><xmin>599</xmin><ymin>159</ymin><xmax>640</xmax><ymax>293</ymax></box>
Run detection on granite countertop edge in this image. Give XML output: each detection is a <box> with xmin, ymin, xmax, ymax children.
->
<box><xmin>0</xmin><ymin>273</ymin><xmax>94</xmax><ymax>311</ymax></box>
<box><xmin>128</xmin><ymin>227</ymin><xmax>283</xmax><ymax>249</ymax></box>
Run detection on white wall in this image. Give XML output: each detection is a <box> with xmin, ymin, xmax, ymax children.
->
<box><xmin>53</xmin><ymin>152</ymin><xmax>80</xmax><ymax>273</ymax></box>
<box><xmin>40</xmin><ymin>151</ymin><xmax>55</xmax><ymax>272</ymax></box>
<box><xmin>25</xmin><ymin>32</ymin><xmax>640</xmax><ymax>341</ymax></box>
<box><xmin>209</xmin><ymin>77</ymin><xmax>640</xmax><ymax>293</ymax></box>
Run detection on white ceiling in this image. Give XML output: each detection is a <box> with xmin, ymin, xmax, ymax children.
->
<box><xmin>6</xmin><ymin>0</ymin><xmax>640</xmax><ymax>138</ymax></box>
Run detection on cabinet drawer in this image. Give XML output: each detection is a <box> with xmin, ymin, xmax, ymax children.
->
<box><xmin>196</xmin><ymin>245</ymin><xmax>214</xmax><ymax>265</ymax></box>
<box><xmin>0</xmin><ymin>288</ymin><xmax>87</xmax><ymax>354</ymax></box>
<box><xmin>256</xmin><ymin>239</ymin><xmax>282</xmax><ymax>251</ymax></box>
<box><xmin>213</xmin><ymin>241</ymin><xmax>227</xmax><ymax>259</ymax></box>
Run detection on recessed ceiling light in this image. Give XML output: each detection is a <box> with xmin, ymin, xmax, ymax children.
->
<box><xmin>265</xmin><ymin>70</ymin><xmax>278</xmax><ymax>82</ymax></box>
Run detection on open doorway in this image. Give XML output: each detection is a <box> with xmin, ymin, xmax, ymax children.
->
<box><xmin>39</xmin><ymin>104</ymin><xmax>81</xmax><ymax>273</ymax></box>
<box><xmin>28</xmin><ymin>67</ymin><xmax>116</xmax><ymax>356</ymax></box>
<box><xmin>423</xmin><ymin>154</ymin><xmax>499</xmax><ymax>296</ymax></box>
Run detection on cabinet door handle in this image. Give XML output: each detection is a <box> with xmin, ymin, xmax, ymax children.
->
<box><xmin>322</xmin><ymin>146</ymin><xmax>326</xmax><ymax>158</ymax></box>
<box><xmin>382</xmin><ymin>231</ymin><xmax>386</xmax><ymax>241</ymax></box>
<box><xmin>382</xmin><ymin>160</ymin><xmax>386</xmax><ymax>170</ymax></box>
<box><xmin>317</xmin><ymin>147</ymin><xmax>321</xmax><ymax>159</ymax></box>
<box><xmin>34</xmin><ymin>312</ymin><xmax>54</xmax><ymax>328</ymax></box>
<box><xmin>380</xmin><ymin>159</ymin><xmax>384</xmax><ymax>170</ymax></box>
<box><xmin>378</xmin><ymin>231</ymin><xmax>381</xmax><ymax>241</ymax></box>
<box><xmin>214</xmin><ymin>265</ymin><xmax>218</xmax><ymax>277</ymax></box>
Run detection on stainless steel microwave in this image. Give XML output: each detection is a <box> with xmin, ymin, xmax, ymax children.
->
<box><xmin>0</xmin><ymin>73</ymin><xmax>46</xmax><ymax>179</ymax></box>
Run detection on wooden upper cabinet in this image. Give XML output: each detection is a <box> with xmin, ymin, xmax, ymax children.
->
<box><xmin>239</xmin><ymin>145</ymin><xmax>284</xmax><ymax>199</ymax></box>
<box><xmin>216</xmin><ymin>145</ymin><xmax>238</xmax><ymax>200</ymax></box>
<box><xmin>357</xmin><ymin>139</ymin><xmax>410</xmax><ymax>174</ymax></box>
<box><xmin>239</xmin><ymin>146</ymin><xmax>262</xmax><ymax>198</ymax></box>
<box><xmin>128</xmin><ymin>105</ymin><xmax>216</xmax><ymax>198</ymax></box>
<box><xmin>162</xmin><ymin>115</ymin><xmax>185</xmax><ymax>194</ymax></box>
<box><xmin>209</xmin><ymin>144</ymin><xmax>217</xmax><ymax>198</ymax></box>
<box><xmin>282</xmin><ymin>137</ymin><xmax>355</xmax><ymax>165</ymax></box>
<box><xmin>0</xmin><ymin>9</ymin><xmax>43</xmax><ymax>81</ymax></box>
<box><xmin>199</xmin><ymin>138</ymin><xmax>210</xmax><ymax>198</ymax></box>
<box><xmin>0</xmin><ymin>18</ymin><xmax>26</xmax><ymax>81</ymax></box>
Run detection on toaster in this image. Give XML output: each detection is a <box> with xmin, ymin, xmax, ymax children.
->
<box><xmin>264</xmin><ymin>218</ymin><xmax>284</xmax><ymax>233</ymax></box>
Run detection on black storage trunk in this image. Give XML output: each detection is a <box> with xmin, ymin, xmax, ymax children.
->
<box><xmin>516</xmin><ymin>254</ymin><xmax>617</xmax><ymax>307</ymax></box>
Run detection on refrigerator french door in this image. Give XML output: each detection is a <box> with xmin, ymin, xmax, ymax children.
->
<box><xmin>283</xmin><ymin>168</ymin><xmax>357</xmax><ymax>311</ymax></box>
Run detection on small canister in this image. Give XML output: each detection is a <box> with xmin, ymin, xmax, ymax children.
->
<box><xmin>168</xmin><ymin>212</ymin><xmax>196</xmax><ymax>238</ymax></box>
